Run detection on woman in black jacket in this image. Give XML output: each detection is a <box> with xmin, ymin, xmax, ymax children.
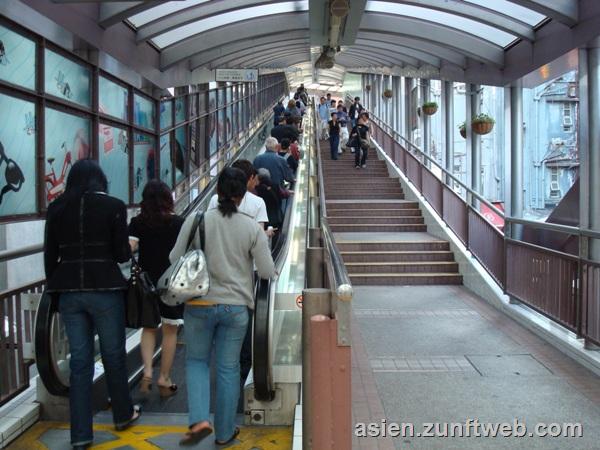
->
<box><xmin>44</xmin><ymin>160</ymin><xmax>140</xmax><ymax>449</ymax></box>
<box><xmin>129</xmin><ymin>180</ymin><xmax>184</xmax><ymax>397</ymax></box>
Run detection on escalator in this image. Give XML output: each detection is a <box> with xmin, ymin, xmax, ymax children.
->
<box><xmin>33</xmin><ymin>107</ymin><xmax>311</xmax><ymax>433</ymax></box>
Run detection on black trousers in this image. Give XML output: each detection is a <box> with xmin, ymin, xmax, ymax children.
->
<box><xmin>355</xmin><ymin>146</ymin><xmax>368</xmax><ymax>166</ymax></box>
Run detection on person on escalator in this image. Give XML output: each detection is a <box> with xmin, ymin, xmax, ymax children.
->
<box><xmin>128</xmin><ymin>180</ymin><xmax>184</xmax><ymax>399</ymax></box>
<box><xmin>171</xmin><ymin>167</ymin><xmax>276</xmax><ymax>447</ymax></box>
<box><xmin>44</xmin><ymin>160</ymin><xmax>140</xmax><ymax>449</ymax></box>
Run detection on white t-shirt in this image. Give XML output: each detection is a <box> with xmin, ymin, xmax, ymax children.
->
<box><xmin>208</xmin><ymin>191</ymin><xmax>268</xmax><ymax>224</ymax></box>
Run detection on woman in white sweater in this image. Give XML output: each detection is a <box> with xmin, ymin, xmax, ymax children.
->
<box><xmin>171</xmin><ymin>167</ymin><xmax>276</xmax><ymax>446</ymax></box>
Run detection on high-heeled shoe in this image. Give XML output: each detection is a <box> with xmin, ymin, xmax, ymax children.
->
<box><xmin>139</xmin><ymin>376</ymin><xmax>152</xmax><ymax>394</ymax></box>
<box><xmin>158</xmin><ymin>383</ymin><xmax>178</xmax><ymax>398</ymax></box>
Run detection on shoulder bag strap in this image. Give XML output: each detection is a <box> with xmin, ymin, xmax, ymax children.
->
<box><xmin>186</xmin><ymin>211</ymin><xmax>204</xmax><ymax>251</ymax></box>
<box><xmin>198</xmin><ymin>212</ymin><xmax>206</xmax><ymax>251</ymax></box>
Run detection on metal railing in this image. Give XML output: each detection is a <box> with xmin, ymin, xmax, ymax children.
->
<box><xmin>368</xmin><ymin>115</ymin><xmax>505</xmax><ymax>286</ymax></box>
<box><xmin>0</xmin><ymin>99</ymin><xmax>282</xmax><ymax>407</ymax></box>
<box><xmin>365</xmin><ymin>106</ymin><xmax>600</xmax><ymax>348</ymax></box>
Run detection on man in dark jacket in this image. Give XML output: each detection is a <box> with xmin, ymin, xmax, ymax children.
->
<box><xmin>349</xmin><ymin>97</ymin><xmax>364</xmax><ymax>128</ymax></box>
<box><xmin>273</xmin><ymin>101</ymin><xmax>285</xmax><ymax>125</ymax></box>
<box><xmin>270</xmin><ymin>115</ymin><xmax>299</xmax><ymax>143</ymax></box>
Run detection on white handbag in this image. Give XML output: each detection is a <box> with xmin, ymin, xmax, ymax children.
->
<box><xmin>158</xmin><ymin>212</ymin><xmax>210</xmax><ymax>306</ymax></box>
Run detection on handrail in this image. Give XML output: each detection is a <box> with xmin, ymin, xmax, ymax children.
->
<box><xmin>0</xmin><ymin>244</ymin><xmax>43</xmax><ymax>263</ymax></box>
<box><xmin>506</xmin><ymin>216</ymin><xmax>600</xmax><ymax>240</ymax></box>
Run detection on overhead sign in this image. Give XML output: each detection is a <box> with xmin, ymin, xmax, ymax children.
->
<box><xmin>215</xmin><ymin>69</ymin><xmax>258</xmax><ymax>83</ymax></box>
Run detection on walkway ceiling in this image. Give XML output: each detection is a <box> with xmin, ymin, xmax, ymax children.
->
<box><xmin>34</xmin><ymin>0</ymin><xmax>600</xmax><ymax>87</ymax></box>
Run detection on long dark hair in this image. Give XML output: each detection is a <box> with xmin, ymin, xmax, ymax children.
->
<box><xmin>217</xmin><ymin>167</ymin><xmax>247</xmax><ymax>217</ymax></box>
<box><xmin>64</xmin><ymin>159</ymin><xmax>108</xmax><ymax>199</ymax></box>
<box><xmin>140</xmin><ymin>180</ymin><xmax>174</xmax><ymax>227</ymax></box>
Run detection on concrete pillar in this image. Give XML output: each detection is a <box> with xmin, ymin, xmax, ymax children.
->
<box><xmin>587</xmin><ymin>42</ymin><xmax>600</xmax><ymax>260</ymax></box>
<box><xmin>404</xmin><ymin>77</ymin><xmax>412</xmax><ymax>139</ymax></box>
<box><xmin>510</xmin><ymin>84</ymin><xmax>524</xmax><ymax>219</ymax></box>
<box><xmin>470</xmin><ymin>84</ymin><xmax>482</xmax><ymax>205</ymax></box>
<box><xmin>444</xmin><ymin>81</ymin><xmax>454</xmax><ymax>185</ymax></box>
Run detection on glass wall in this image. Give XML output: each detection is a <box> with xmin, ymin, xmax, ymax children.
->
<box><xmin>480</xmin><ymin>85</ymin><xmax>506</xmax><ymax>204</ymax></box>
<box><xmin>522</xmin><ymin>50</ymin><xmax>579</xmax><ymax>221</ymax></box>
<box><xmin>428</xmin><ymin>79</ymin><xmax>444</xmax><ymax>178</ymax></box>
<box><xmin>0</xmin><ymin>19</ymin><xmax>287</xmax><ymax>221</ymax></box>
<box><xmin>452</xmin><ymin>82</ymin><xmax>468</xmax><ymax>193</ymax></box>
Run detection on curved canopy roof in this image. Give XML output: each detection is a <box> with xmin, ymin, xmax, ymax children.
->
<box><xmin>43</xmin><ymin>0</ymin><xmax>597</xmax><ymax>87</ymax></box>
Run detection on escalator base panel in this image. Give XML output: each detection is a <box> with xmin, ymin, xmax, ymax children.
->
<box><xmin>8</xmin><ymin>420</ymin><xmax>292</xmax><ymax>449</ymax></box>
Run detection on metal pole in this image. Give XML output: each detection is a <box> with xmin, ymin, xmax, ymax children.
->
<box><xmin>404</xmin><ymin>77</ymin><xmax>412</xmax><ymax>141</ymax></box>
<box><xmin>302</xmin><ymin>288</ymin><xmax>332</xmax><ymax>450</ymax></box>
<box><xmin>510</xmin><ymin>84</ymin><xmax>524</xmax><ymax>221</ymax></box>
<box><xmin>588</xmin><ymin>41</ymin><xmax>600</xmax><ymax>260</ymax></box>
<box><xmin>470</xmin><ymin>84</ymin><xmax>482</xmax><ymax>207</ymax></box>
<box><xmin>444</xmin><ymin>81</ymin><xmax>454</xmax><ymax>185</ymax></box>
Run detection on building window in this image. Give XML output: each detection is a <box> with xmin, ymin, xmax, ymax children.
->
<box><xmin>562</xmin><ymin>103</ymin><xmax>573</xmax><ymax>131</ymax></box>
<box><xmin>549</xmin><ymin>168</ymin><xmax>561</xmax><ymax>199</ymax></box>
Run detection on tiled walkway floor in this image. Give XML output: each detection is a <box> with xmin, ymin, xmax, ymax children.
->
<box><xmin>351</xmin><ymin>285</ymin><xmax>600</xmax><ymax>450</ymax></box>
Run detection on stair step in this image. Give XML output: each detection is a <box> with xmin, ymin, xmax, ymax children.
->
<box><xmin>336</xmin><ymin>241</ymin><xmax>450</xmax><ymax>251</ymax></box>
<box><xmin>345</xmin><ymin>261</ymin><xmax>459</xmax><ymax>274</ymax></box>
<box><xmin>330</xmin><ymin>224</ymin><xmax>427</xmax><ymax>232</ymax></box>
<box><xmin>349</xmin><ymin>273</ymin><xmax>463</xmax><ymax>286</ymax></box>
<box><xmin>326</xmin><ymin>193</ymin><xmax>406</xmax><ymax>200</ymax></box>
<box><xmin>326</xmin><ymin>201</ymin><xmax>419</xmax><ymax>209</ymax></box>
<box><xmin>340</xmin><ymin>251</ymin><xmax>455</xmax><ymax>263</ymax></box>
<box><xmin>325</xmin><ymin>189</ymin><xmax>404</xmax><ymax>196</ymax></box>
<box><xmin>328</xmin><ymin>216</ymin><xmax>424</xmax><ymax>225</ymax></box>
<box><xmin>327</xmin><ymin>209</ymin><xmax>420</xmax><ymax>217</ymax></box>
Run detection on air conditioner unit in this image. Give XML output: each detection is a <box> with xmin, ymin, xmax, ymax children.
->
<box><xmin>550</xmin><ymin>181</ymin><xmax>560</xmax><ymax>191</ymax></box>
<box><xmin>563</xmin><ymin>116</ymin><xmax>573</xmax><ymax>126</ymax></box>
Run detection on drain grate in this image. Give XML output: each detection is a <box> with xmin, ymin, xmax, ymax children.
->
<box><xmin>355</xmin><ymin>309</ymin><xmax>479</xmax><ymax>318</ymax></box>
<box><xmin>370</xmin><ymin>356</ymin><xmax>478</xmax><ymax>373</ymax></box>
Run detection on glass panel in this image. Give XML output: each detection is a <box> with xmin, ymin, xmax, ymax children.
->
<box><xmin>366</xmin><ymin>1</ymin><xmax>516</xmax><ymax>47</ymax></box>
<box><xmin>462</xmin><ymin>0</ymin><xmax>546</xmax><ymax>26</ymax></box>
<box><xmin>133</xmin><ymin>133</ymin><xmax>156</xmax><ymax>203</ymax></box>
<box><xmin>522</xmin><ymin>51</ymin><xmax>579</xmax><ymax>221</ymax></box>
<box><xmin>174</xmin><ymin>126</ymin><xmax>186</xmax><ymax>183</ymax></box>
<box><xmin>217</xmin><ymin>88</ymin><xmax>225</xmax><ymax>109</ymax></box>
<box><xmin>218</xmin><ymin>108</ymin><xmax>226</xmax><ymax>147</ymax></box>
<box><xmin>160</xmin><ymin>100</ymin><xmax>173</xmax><ymax>130</ymax></box>
<box><xmin>237</xmin><ymin>100</ymin><xmax>243</xmax><ymax>134</ymax></box>
<box><xmin>134</xmin><ymin>93</ymin><xmax>155</xmax><ymax>130</ymax></box>
<box><xmin>99</xmin><ymin>76</ymin><xmax>128</xmax><ymax>121</ymax></box>
<box><xmin>199</xmin><ymin>92</ymin><xmax>207</xmax><ymax>115</ymax></box>
<box><xmin>98</xmin><ymin>123</ymin><xmax>129</xmax><ymax>203</ymax></box>
<box><xmin>0</xmin><ymin>25</ymin><xmax>36</xmax><ymax>90</ymax></box>
<box><xmin>44</xmin><ymin>108</ymin><xmax>90</xmax><ymax>204</ymax></box>
<box><xmin>190</xmin><ymin>119</ymin><xmax>198</xmax><ymax>169</ymax></box>
<box><xmin>428</xmin><ymin>80</ymin><xmax>444</xmax><ymax>179</ymax></box>
<box><xmin>232</xmin><ymin>103</ymin><xmax>238</xmax><ymax>136</ymax></box>
<box><xmin>190</xmin><ymin>94</ymin><xmax>197</xmax><ymax>118</ymax></box>
<box><xmin>226</xmin><ymin>105</ymin><xmax>233</xmax><ymax>142</ymax></box>
<box><xmin>226</xmin><ymin>86</ymin><xmax>232</xmax><ymax>105</ymax></box>
<box><xmin>208</xmin><ymin>111</ymin><xmax>217</xmax><ymax>155</ymax></box>
<box><xmin>160</xmin><ymin>133</ymin><xmax>172</xmax><ymax>187</ymax></box>
<box><xmin>175</xmin><ymin>97</ymin><xmax>186</xmax><ymax>124</ymax></box>
<box><xmin>152</xmin><ymin>1</ymin><xmax>309</xmax><ymax>48</ymax></box>
<box><xmin>0</xmin><ymin>93</ymin><xmax>36</xmax><ymax>215</ymax></box>
<box><xmin>44</xmin><ymin>49</ymin><xmax>91</xmax><ymax>107</ymax></box>
<box><xmin>452</xmin><ymin>82</ymin><xmax>467</xmax><ymax>195</ymax></box>
<box><xmin>128</xmin><ymin>0</ymin><xmax>210</xmax><ymax>27</ymax></box>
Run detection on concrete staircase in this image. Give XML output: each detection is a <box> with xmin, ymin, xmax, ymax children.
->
<box><xmin>321</xmin><ymin>141</ymin><xmax>462</xmax><ymax>286</ymax></box>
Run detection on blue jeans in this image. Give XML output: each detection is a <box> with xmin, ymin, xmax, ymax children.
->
<box><xmin>184</xmin><ymin>304</ymin><xmax>249</xmax><ymax>442</ymax></box>
<box><xmin>329</xmin><ymin>134</ymin><xmax>340</xmax><ymax>160</ymax></box>
<box><xmin>59</xmin><ymin>291</ymin><xmax>133</xmax><ymax>446</ymax></box>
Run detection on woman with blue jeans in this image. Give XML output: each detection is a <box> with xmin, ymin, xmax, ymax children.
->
<box><xmin>170</xmin><ymin>167</ymin><xmax>276</xmax><ymax>446</ymax></box>
<box><xmin>44</xmin><ymin>160</ymin><xmax>140</xmax><ymax>449</ymax></box>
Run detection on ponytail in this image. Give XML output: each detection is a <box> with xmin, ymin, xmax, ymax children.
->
<box><xmin>216</xmin><ymin>167</ymin><xmax>247</xmax><ymax>218</ymax></box>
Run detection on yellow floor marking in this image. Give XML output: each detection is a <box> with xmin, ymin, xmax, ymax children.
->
<box><xmin>9</xmin><ymin>421</ymin><xmax>292</xmax><ymax>450</ymax></box>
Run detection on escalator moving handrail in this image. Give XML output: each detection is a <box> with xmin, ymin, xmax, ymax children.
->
<box><xmin>35</xmin><ymin>110</ymin><xmax>279</xmax><ymax>397</ymax></box>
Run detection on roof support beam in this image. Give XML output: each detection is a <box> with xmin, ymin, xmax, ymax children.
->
<box><xmin>206</xmin><ymin>40</ymin><xmax>310</xmax><ymax>69</ymax></box>
<box><xmin>354</xmin><ymin>40</ymin><xmax>440</xmax><ymax>67</ymax></box>
<box><xmin>381</xmin><ymin>0</ymin><xmax>534</xmax><ymax>41</ymax></box>
<box><xmin>99</xmin><ymin>1</ymin><xmax>168</xmax><ymax>28</ymax></box>
<box><xmin>341</xmin><ymin>47</ymin><xmax>418</xmax><ymax>67</ymax></box>
<box><xmin>507</xmin><ymin>0</ymin><xmax>578</xmax><ymax>27</ymax></box>
<box><xmin>220</xmin><ymin>46</ymin><xmax>311</xmax><ymax>68</ymax></box>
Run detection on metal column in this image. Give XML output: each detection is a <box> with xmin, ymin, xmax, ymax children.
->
<box><xmin>404</xmin><ymin>77</ymin><xmax>412</xmax><ymax>140</ymax></box>
<box><xmin>588</xmin><ymin>42</ymin><xmax>600</xmax><ymax>260</ymax></box>
<box><xmin>421</xmin><ymin>79</ymin><xmax>431</xmax><ymax>166</ymax></box>
<box><xmin>444</xmin><ymin>81</ymin><xmax>454</xmax><ymax>185</ymax></box>
<box><xmin>510</xmin><ymin>84</ymin><xmax>524</xmax><ymax>219</ymax></box>
<box><xmin>470</xmin><ymin>84</ymin><xmax>482</xmax><ymax>206</ymax></box>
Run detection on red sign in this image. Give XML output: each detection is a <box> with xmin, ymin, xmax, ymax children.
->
<box><xmin>480</xmin><ymin>202</ymin><xmax>505</xmax><ymax>229</ymax></box>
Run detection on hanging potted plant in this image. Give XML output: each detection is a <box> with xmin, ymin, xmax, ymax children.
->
<box><xmin>422</xmin><ymin>101</ymin><xmax>438</xmax><ymax>115</ymax></box>
<box><xmin>471</xmin><ymin>113</ymin><xmax>495</xmax><ymax>135</ymax></box>
<box><xmin>458</xmin><ymin>121</ymin><xmax>466</xmax><ymax>139</ymax></box>
<box><xmin>365</xmin><ymin>85</ymin><xmax>372</xmax><ymax>92</ymax></box>
<box><xmin>383</xmin><ymin>88</ymin><xmax>393</xmax><ymax>99</ymax></box>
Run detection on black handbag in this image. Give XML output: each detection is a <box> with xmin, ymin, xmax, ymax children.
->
<box><xmin>126</xmin><ymin>255</ymin><xmax>161</xmax><ymax>329</ymax></box>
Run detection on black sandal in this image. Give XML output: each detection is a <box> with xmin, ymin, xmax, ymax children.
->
<box><xmin>179</xmin><ymin>425</ymin><xmax>213</xmax><ymax>446</ymax></box>
<box><xmin>115</xmin><ymin>404</ymin><xmax>142</xmax><ymax>431</ymax></box>
<box><xmin>215</xmin><ymin>427</ymin><xmax>240</xmax><ymax>446</ymax></box>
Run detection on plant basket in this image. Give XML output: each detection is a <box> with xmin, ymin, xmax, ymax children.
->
<box><xmin>472</xmin><ymin>120</ymin><xmax>494</xmax><ymax>135</ymax></box>
<box><xmin>459</xmin><ymin>127</ymin><xmax>466</xmax><ymax>139</ymax></box>
<box><xmin>383</xmin><ymin>89</ymin><xmax>393</xmax><ymax>99</ymax></box>
<box><xmin>422</xmin><ymin>102</ymin><xmax>438</xmax><ymax>116</ymax></box>
<box><xmin>365</xmin><ymin>85</ymin><xmax>371</xmax><ymax>92</ymax></box>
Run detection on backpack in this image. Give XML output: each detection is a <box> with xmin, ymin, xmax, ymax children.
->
<box><xmin>158</xmin><ymin>212</ymin><xmax>209</xmax><ymax>306</ymax></box>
